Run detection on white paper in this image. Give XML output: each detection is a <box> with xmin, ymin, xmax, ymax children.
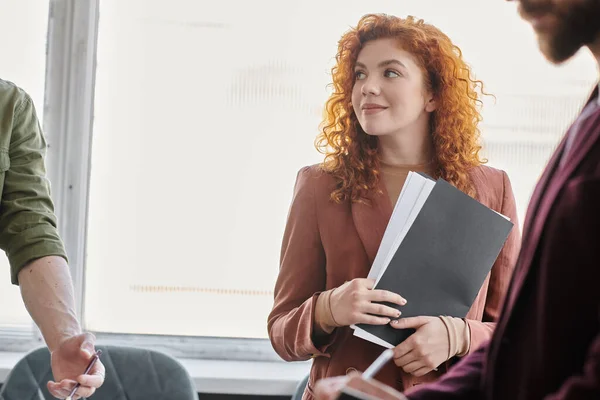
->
<box><xmin>353</xmin><ymin>325</ymin><xmax>394</xmax><ymax>348</ymax></box>
<box><xmin>352</xmin><ymin>173</ymin><xmax>434</xmax><ymax>346</ymax></box>
<box><xmin>366</xmin><ymin>173</ymin><xmax>425</xmax><ymax>280</ymax></box>
<box><xmin>375</xmin><ymin>174</ymin><xmax>435</xmax><ymax>285</ymax></box>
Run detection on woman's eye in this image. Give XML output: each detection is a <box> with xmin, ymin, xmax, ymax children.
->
<box><xmin>355</xmin><ymin>71</ymin><xmax>366</xmax><ymax>80</ymax></box>
<box><xmin>384</xmin><ymin>69</ymin><xmax>400</xmax><ymax>78</ymax></box>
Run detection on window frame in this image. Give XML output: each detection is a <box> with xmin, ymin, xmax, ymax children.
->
<box><xmin>0</xmin><ymin>0</ymin><xmax>282</xmax><ymax>364</ymax></box>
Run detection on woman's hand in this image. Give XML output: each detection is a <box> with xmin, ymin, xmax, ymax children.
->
<box><xmin>329</xmin><ymin>278</ymin><xmax>406</xmax><ymax>327</ymax></box>
<box><xmin>390</xmin><ymin>316</ymin><xmax>451</xmax><ymax>377</ymax></box>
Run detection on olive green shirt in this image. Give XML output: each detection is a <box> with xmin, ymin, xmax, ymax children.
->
<box><xmin>0</xmin><ymin>78</ymin><xmax>67</xmax><ymax>284</ymax></box>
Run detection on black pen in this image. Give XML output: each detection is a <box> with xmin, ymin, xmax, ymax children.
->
<box><xmin>65</xmin><ymin>349</ymin><xmax>102</xmax><ymax>400</ymax></box>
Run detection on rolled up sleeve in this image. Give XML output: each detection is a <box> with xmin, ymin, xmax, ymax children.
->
<box><xmin>0</xmin><ymin>93</ymin><xmax>67</xmax><ymax>284</ymax></box>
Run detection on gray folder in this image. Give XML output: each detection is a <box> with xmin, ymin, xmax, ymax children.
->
<box><xmin>355</xmin><ymin>178</ymin><xmax>514</xmax><ymax>346</ymax></box>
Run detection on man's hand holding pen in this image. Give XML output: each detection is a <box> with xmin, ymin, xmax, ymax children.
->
<box><xmin>47</xmin><ymin>332</ymin><xmax>105</xmax><ymax>399</ymax></box>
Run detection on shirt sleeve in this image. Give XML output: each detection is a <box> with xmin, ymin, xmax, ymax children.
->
<box><xmin>0</xmin><ymin>92</ymin><xmax>67</xmax><ymax>284</ymax></box>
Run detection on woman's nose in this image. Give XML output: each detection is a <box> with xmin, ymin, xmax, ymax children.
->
<box><xmin>361</xmin><ymin>78</ymin><xmax>381</xmax><ymax>96</ymax></box>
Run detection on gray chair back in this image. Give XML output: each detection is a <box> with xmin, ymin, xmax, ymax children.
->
<box><xmin>0</xmin><ymin>345</ymin><xmax>198</xmax><ymax>400</ymax></box>
<box><xmin>291</xmin><ymin>374</ymin><xmax>309</xmax><ymax>400</ymax></box>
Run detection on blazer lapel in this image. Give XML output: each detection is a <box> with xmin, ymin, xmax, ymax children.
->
<box><xmin>520</xmin><ymin>137</ymin><xmax>564</xmax><ymax>242</ymax></box>
<box><xmin>506</xmin><ymin>87</ymin><xmax>600</xmax><ymax>310</ymax></box>
<box><xmin>504</xmin><ymin>136</ymin><xmax>564</xmax><ymax>309</ymax></box>
<box><xmin>351</xmin><ymin>182</ymin><xmax>393</xmax><ymax>267</ymax></box>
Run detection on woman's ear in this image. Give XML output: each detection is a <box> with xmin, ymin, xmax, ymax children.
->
<box><xmin>425</xmin><ymin>96</ymin><xmax>437</xmax><ymax>113</ymax></box>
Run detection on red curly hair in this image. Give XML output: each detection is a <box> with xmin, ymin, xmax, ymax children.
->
<box><xmin>316</xmin><ymin>14</ymin><xmax>488</xmax><ymax>204</ymax></box>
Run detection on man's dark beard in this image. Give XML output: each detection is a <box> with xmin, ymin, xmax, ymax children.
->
<box><xmin>520</xmin><ymin>0</ymin><xmax>600</xmax><ymax>63</ymax></box>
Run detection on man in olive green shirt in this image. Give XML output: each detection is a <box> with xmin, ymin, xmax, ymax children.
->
<box><xmin>0</xmin><ymin>78</ymin><xmax>104</xmax><ymax>399</ymax></box>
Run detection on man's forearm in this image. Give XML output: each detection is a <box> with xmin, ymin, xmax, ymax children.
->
<box><xmin>18</xmin><ymin>256</ymin><xmax>81</xmax><ymax>352</ymax></box>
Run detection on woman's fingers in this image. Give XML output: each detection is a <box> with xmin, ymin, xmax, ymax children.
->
<box><xmin>362</xmin><ymin>302</ymin><xmax>402</xmax><ymax>319</ymax></box>
<box><xmin>357</xmin><ymin>314</ymin><xmax>392</xmax><ymax>325</ymax></box>
<box><xmin>331</xmin><ymin>280</ymin><xmax>406</xmax><ymax>326</ymax></box>
<box><xmin>369</xmin><ymin>289</ymin><xmax>407</xmax><ymax>306</ymax></box>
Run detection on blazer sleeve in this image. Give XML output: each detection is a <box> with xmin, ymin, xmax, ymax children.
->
<box><xmin>465</xmin><ymin>170</ymin><xmax>521</xmax><ymax>354</ymax></box>
<box><xmin>267</xmin><ymin>166</ymin><xmax>336</xmax><ymax>361</ymax></box>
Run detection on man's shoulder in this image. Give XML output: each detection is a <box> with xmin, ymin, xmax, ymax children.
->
<box><xmin>0</xmin><ymin>79</ymin><xmax>38</xmax><ymax>149</ymax></box>
<box><xmin>0</xmin><ymin>78</ymin><xmax>30</xmax><ymax>109</ymax></box>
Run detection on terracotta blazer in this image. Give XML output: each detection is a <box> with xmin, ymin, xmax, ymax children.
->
<box><xmin>267</xmin><ymin>164</ymin><xmax>521</xmax><ymax>400</ymax></box>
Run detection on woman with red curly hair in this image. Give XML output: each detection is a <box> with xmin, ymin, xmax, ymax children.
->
<box><xmin>268</xmin><ymin>14</ymin><xmax>520</xmax><ymax>399</ymax></box>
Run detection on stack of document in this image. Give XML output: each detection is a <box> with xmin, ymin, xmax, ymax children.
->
<box><xmin>351</xmin><ymin>172</ymin><xmax>513</xmax><ymax>348</ymax></box>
